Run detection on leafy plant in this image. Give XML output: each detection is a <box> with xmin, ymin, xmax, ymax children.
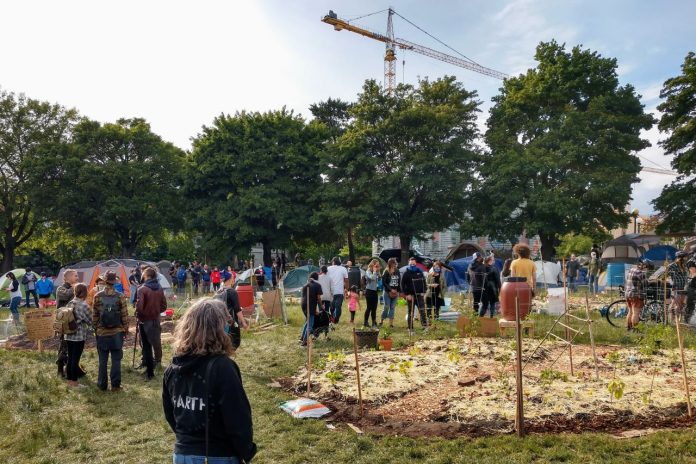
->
<box><xmin>398</xmin><ymin>360</ymin><xmax>413</xmax><ymax>377</ymax></box>
<box><xmin>447</xmin><ymin>344</ymin><xmax>462</xmax><ymax>364</ymax></box>
<box><xmin>326</xmin><ymin>350</ymin><xmax>346</xmax><ymax>367</ymax></box>
<box><xmin>607</xmin><ymin>378</ymin><xmax>625</xmax><ymax>401</ymax></box>
<box><xmin>539</xmin><ymin>369</ymin><xmax>568</xmax><ymax>387</ymax></box>
<box><xmin>408</xmin><ymin>346</ymin><xmax>422</xmax><ymax>357</ymax></box>
<box><xmin>380</xmin><ymin>327</ymin><xmax>392</xmax><ymax>340</ymax></box>
<box><xmin>325</xmin><ymin>371</ymin><xmax>344</xmax><ymax>386</ymax></box>
<box><xmin>636</xmin><ymin>323</ymin><xmax>675</xmax><ymax>355</ymax></box>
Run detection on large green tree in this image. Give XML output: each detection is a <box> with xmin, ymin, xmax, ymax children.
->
<box><xmin>186</xmin><ymin>109</ymin><xmax>324</xmax><ymax>266</ymax></box>
<box><xmin>0</xmin><ymin>90</ymin><xmax>78</xmax><ymax>272</ymax></box>
<box><xmin>466</xmin><ymin>41</ymin><xmax>654</xmax><ymax>259</ymax></box>
<box><xmin>653</xmin><ymin>51</ymin><xmax>696</xmax><ymax>234</ymax></box>
<box><xmin>336</xmin><ymin>77</ymin><xmax>481</xmax><ymax>263</ymax></box>
<box><xmin>35</xmin><ymin>118</ymin><xmax>185</xmax><ymax>257</ymax></box>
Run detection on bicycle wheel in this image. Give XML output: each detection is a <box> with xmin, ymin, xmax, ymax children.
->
<box><xmin>640</xmin><ymin>300</ymin><xmax>665</xmax><ymax>324</ymax></box>
<box><xmin>604</xmin><ymin>299</ymin><xmax>628</xmax><ymax>327</ymax></box>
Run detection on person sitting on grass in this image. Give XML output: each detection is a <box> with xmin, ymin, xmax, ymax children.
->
<box><xmin>65</xmin><ymin>283</ymin><xmax>92</xmax><ymax>389</ymax></box>
<box><xmin>163</xmin><ymin>298</ymin><xmax>257</xmax><ymax>464</ymax></box>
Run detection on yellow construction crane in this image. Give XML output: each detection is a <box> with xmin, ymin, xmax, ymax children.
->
<box><xmin>322</xmin><ymin>8</ymin><xmax>507</xmax><ymax>93</ymax></box>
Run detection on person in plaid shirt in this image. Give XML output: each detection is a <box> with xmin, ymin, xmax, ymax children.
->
<box><xmin>668</xmin><ymin>252</ymin><xmax>689</xmax><ymax>321</ymax></box>
<box><xmin>625</xmin><ymin>258</ymin><xmax>649</xmax><ymax>330</ymax></box>
<box><xmin>65</xmin><ymin>283</ymin><xmax>92</xmax><ymax>389</ymax></box>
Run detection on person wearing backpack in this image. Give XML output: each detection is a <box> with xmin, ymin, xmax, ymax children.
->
<box><xmin>215</xmin><ymin>286</ymin><xmax>248</xmax><ymax>350</ymax></box>
<box><xmin>92</xmin><ymin>270</ymin><xmax>129</xmax><ymax>391</ymax></box>
<box><xmin>176</xmin><ymin>265</ymin><xmax>187</xmax><ymax>295</ymax></box>
<box><xmin>136</xmin><ymin>267</ymin><xmax>167</xmax><ymax>379</ymax></box>
<box><xmin>56</xmin><ymin>269</ymin><xmax>78</xmax><ymax>378</ymax></box>
<box><xmin>65</xmin><ymin>283</ymin><xmax>92</xmax><ymax>389</ymax></box>
<box><xmin>163</xmin><ymin>298</ymin><xmax>256</xmax><ymax>464</ymax></box>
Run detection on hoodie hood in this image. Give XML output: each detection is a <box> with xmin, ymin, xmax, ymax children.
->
<box><xmin>144</xmin><ymin>277</ymin><xmax>161</xmax><ymax>291</ymax></box>
<box><xmin>170</xmin><ymin>354</ymin><xmax>211</xmax><ymax>375</ymax></box>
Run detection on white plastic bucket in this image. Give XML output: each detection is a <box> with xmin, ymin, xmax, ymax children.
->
<box><xmin>547</xmin><ymin>287</ymin><xmax>567</xmax><ymax>315</ymax></box>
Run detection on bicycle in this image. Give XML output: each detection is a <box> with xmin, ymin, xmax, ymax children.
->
<box><xmin>601</xmin><ymin>282</ymin><xmax>671</xmax><ymax>327</ymax></box>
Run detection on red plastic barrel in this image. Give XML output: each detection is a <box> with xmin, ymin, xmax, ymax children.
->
<box><xmin>499</xmin><ymin>277</ymin><xmax>532</xmax><ymax>320</ymax></box>
<box><xmin>236</xmin><ymin>284</ymin><xmax>255</xmax><ymax>314</ymax></box>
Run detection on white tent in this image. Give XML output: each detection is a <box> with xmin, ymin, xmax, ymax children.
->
<box><xmin>535</xmin><ymin>261</ymin><xmax>562</xmax><ymax>286</ymax></box>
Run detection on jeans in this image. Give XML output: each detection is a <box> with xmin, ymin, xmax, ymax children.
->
<box><xmin>177</xmin><ymin>280</ymin><xmax>186</xmax><ymax>295</ymax></box>
<box><xmin>331</xmin><ymin>294</ymin><xmax>344</xmax><ymax>323</ymax></box>
<box><xmin>140</xmin><ymin>320</ymin><xmax>161</xmax><ymax>377</ymax></box>
<box><xmin>364</xmin><ymin>289</ymin><xmax>378</xmax><ymax>326</ymax></box>
<box><xmin>96</xmin><ymin>333</ymin><xmax>124</xmax><ymax>390</ymax></box>
<box><xmin>66</xmin><ymin>340</ymin><xmax>85</xmax><ymax>381</ymax></box>
<box><xmin>566</xmin><ymin>276</ymin><xmax>577</xmax><ymax>292</ymax></box>
<box><xmin>301</xmin><ymin>308</ymin><xmax>315</xmax><ymax>343</ymax></box>
<box><xmin>25</xmin><ymin>289</ymin><xmax>38</xmax><ymax>308</ymax></box>
<box><xmin>588</xmin><ymin>274</ymin><xmax>599</xmax><ymax>294</ymax></box>
<box><xmin>9</xmin><ymin>296</ymin><xmax>21</xmax><ymax>321</ymax></box>
<box><xmin>381</xmin><ymin>291</ymin><xmax>397</xmax><ymax>321</ymax></box>
<box><xmin>173</xmin><ymin>455</ymin><xmax>239</xmax><ymax>464</ymax></box>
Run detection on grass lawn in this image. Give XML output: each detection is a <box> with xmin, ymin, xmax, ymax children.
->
<box><xmin>1</xmin><ymin>299</ymin><xmax>696</xmax><ymax>463</ymax></box>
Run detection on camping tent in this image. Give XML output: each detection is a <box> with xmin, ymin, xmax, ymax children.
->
<box><xmin>601</xmin><ymin>236</ymin><xmax>644</xmax><ymax>264</ymax></box>
<box><xmin>644</xmin><ymin>245</ymin><xmax>678</xmax><ymax>262</ymax></box>
<box><xmin>282</xmin><ymin>265</ymin><xmax>320</xmax><ymax>294</ymax></box>
<box><xmin>443</xmin><ymin>257</ymin><xmax>503</xmax><ymax>292</ymax></box>
<box><xmin>0</xmin><ymin>269</ymin><xmax>41</xmax><ymax>303</ymax></box>
<box><xmin>445</xmin><ymin>241</ymin><xmax>485</xmax><ymax>261</ymax></box>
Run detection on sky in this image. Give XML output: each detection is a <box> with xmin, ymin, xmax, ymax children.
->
<box><xmin>2</xmin><ymin>0</ymin><xmax>695</xmax><ymax>214</ymax></box>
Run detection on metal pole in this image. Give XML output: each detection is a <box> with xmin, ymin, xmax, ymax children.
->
<box><xmin>584</xmin><ymin>293</ymin><xmax>600</xmax><ymax>381</ymax></box>
<box><xmin>675</xmin><ymin>314</ymin><xmax>692</xmax><ymax>417</ymax></box>
<box><xmin>514</xmin><ymin>296</ymin><xmax>525</xmax><ymax>437</ymax></box>
<box><xmin>352</xmin><ymin>328</ymin><xmax>364</xmax><ymax>417</ymax></box>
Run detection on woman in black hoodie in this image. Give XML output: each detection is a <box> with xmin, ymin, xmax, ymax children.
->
<box><xmin>163</xmin><ymin>298</ymin><xmax>256</xmax><ymax>464</ymax></box>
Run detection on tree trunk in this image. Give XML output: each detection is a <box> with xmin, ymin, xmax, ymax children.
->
<box><xmin>262</xmin><ymin>241</ymin><xmax>273</xmax><ymax>267</ymax></box>
<box><xmin>347</xmin><ymin>227</ymin><xmax>356</xmax><ymax>263</ymax></box>
<box><xmin>399</xmin><ymin>235</ymin><xmax>411</xmax><ymax>266</ymax></box>
<box><xmin>539</xmin><ymin>233</ymin><xmax>557</xmax><ymax>261</ymax></box>
<box><xmin>1</xmin><ymin>245</ymin><xmax>14</xmax><ymax>273</ymax></box>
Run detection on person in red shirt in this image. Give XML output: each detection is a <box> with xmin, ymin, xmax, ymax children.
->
<box><xmin>211</xmin><ymin>267</ymin><xmax>222</xmax><ymax>292</ymax></box>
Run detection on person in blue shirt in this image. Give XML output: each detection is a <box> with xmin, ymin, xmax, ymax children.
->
<box><xmin>35</xmin><ymin>272</ymin><xmax>54</xmax><ymax>308</ymax></box>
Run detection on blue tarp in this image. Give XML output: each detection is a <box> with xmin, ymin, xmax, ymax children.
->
<box><xmin>445</xmin><ymin>257</ymin><xmax>503</xmax><ymax>292</ymax></box>
<box><xmin>644</xmin><ymin>245</ymin><xmax>678</xmax><ymax>262</ymax></box>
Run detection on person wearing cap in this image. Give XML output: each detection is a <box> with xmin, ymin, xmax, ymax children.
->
<box><xmin>625</xmin><ymin>259</ymin><xmax>649</xmax><ymax>330</ymax></box>
<box><xmin>92</xmin><ymin>270</ymin><xmax>129</xmax><ymax>391</ymax></box>
<box><xmin>469</xmin><ymin>253</ymin><xmax>487</xmax><ymax>313</ymax></box>
<box><xmin>21</xmin><ymin>267</ymin><xmax>39</xmax><ymax>308</ymax></box>
<box><xmin>668</xmin><ymin>252</ymin><xmax>689</xmax><ymax>322</ymax></box>
<box><xmin>36</xmin><ymin>272</ymin><xmax>54</xmax><ymax>309</ymax></box>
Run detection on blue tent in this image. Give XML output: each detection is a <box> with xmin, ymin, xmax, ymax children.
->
<box><xmin>644</xmin><ymin>245</ymin><xmax>678</xmax><ymax>262</ymax></box>
<box><xmin>445</xmin><ymin>257</ymin><xmax>503</xmax><ymax>292</ymax></box>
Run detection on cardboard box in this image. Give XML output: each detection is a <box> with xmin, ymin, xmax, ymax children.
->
<box><xmin>457</xmin><ymin>314</ymin><xmax>499</xmax><ymax>337</ymax></box>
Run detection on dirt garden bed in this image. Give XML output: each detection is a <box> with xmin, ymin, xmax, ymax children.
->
<box><xmin>283</xmin><ymin>337</ymin><xmax>696</xmax><ymax>437</ymax></box>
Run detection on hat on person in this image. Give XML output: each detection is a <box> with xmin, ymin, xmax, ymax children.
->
<box><xmin>688</xmin><ymin>260</ymin><xmax>696</xmax><ymax>269</ymax></box>
<box><xmin>472</xmin><ymin>252</ymin><xmax>481</xmax><ymax>260</ymax></box>
<box><xmin>40</xmin><ymin>271</ymin><xmax>46</xmax><ymax>276</ymax></box>
<box><xmin>104</xmin><ymin>270</ymin><xmax>118</xmax><ymax>284</ymax></box>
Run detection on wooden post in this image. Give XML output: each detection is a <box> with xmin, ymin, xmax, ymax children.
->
<box><xmin>352</xmin><ymin>328</ymin><xmax>364</xmax><ymax>417</ymax></box>
<box><xmin>584</xmin><ymin>293</ymin><xmax>600</xmax><ymax>381</ymax></box>
<box><xmin>675</xmin><ymin>315</ymin><xmax>692</xmax><ymax>417</ymax></box>
<box><xmin>662</xmin><ymin>259</ymin><xmax>669</xmax><ymax>325</ymax></box>
<box><xmin>38</xmin><ymin>339</ymin><xmax>43</xmax><ymax>353</ymax></box>
<box><xmin>306</xmin><ymin>332</ymin><xmax>313</xmax><ymax>393</ymax></box>
<box><xmin>514</xmin><ymin>296</ymin><xmax>525</xmax><ymax>437</ymax></box>
<box><xmin>562</xmin><ymin>258</ymin><xmax>574</xmax><ymax>376</ymax></box>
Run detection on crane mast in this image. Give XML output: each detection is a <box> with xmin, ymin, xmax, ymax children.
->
<box><xmin>321</xmin><ymin>9</ymin><xmax>507</xmax><ymax>93</ymax></box>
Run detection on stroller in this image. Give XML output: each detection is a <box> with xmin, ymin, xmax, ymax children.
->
<box><xmin>311</xmin><ymin>309</ymin><xmax>333</xmax><ymax>340</ymax></box>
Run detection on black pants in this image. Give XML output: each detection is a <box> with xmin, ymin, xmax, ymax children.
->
<box><xmin>66</xmin><ymin>340</ymin><xmax>85</xmax><ymax>381</ymax></box>
<box><xmin>407</xmin><ymin>294</ymin><xmax>427</xmax><ymax>330</ymax></box>
<box><xmin>364</xmin><ymin>289</ymin><xmax>378</xmax><ymax>326</ymax></box>
<box><xmin>25</xmin><ymin>289</ymin><xmax>38</xmax><ymax>307</ymax></box>
<box><xmin>212</xmin><ymin>282</ymin><xmax>221</xmax><ymax>292</ymax></box>
<box><xmin>472</xmin><ymin>289</ymin><xmax>484</xmax><ymax>313</ymax></box>
<box><xmin>139</xmin><ymin>322</ymin><xmax>155</xmax><ymax>377</ymax></box>
<box><xmin>192</xmin><ymin>279</ymin><xmax>200</xmax><ymax>295</ymax></box>
<box><xmin>426</xmin><ymin>295</ymin><xmax>444</xmax><ymax>321</ymax></box>
<box><xmin>96</xmin><ymin>333</ymin><xmax>124</xmax><ymax>390</ymax></box>
<box><xmin>686</xmin><ymin>283</ymin><xmax>696</xmax><ymax>323</ymax></box>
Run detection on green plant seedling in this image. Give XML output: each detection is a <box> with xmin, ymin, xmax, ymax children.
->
<box><xmin>325</xmin><ymin>370</ymin><xmax>344</xmax><ymax>386</ymax></box>
<box><xmin>607</xmin><ymin>378</ymin><xmax>625</xmax><ymax>401</ymax></box>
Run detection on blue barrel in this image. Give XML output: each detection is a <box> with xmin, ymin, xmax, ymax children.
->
<box><xmin>606</xmin><ymin>263</ymin><xmax>626</xmax><ymax>288</ymax></box>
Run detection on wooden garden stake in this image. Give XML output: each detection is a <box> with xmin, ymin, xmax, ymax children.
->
<box><xmin>514</xmin><ymin>296</ymin><xmax>525</xmax><ymax>437</ymax></box>
<box><xmin>675</xmin><ymin>314</ymin><xmax>692</xmax><ymax>417</ymax></box>
<box><xmin>584</xmin><ymin>293</ymin><xmax>600</xmax><ymax>381</ymax></box>
<box><xmin>306</xmin><ymin>333</ymin><xmax>313</xmax><ymax>394</ymax></box>
<box><xmin>562</xmin><ymin>258</ymin><xmax>574</xmax><ymax>376</ymax></box>
<box><xmin>662</xmin><ymin>259</ymin><xmax>669</xmax><ymax>324</ymax></box>
<box><xmin>352</xmin><ymin>328</ymin><xmax>364</xmax><ymax>417</ymax></box>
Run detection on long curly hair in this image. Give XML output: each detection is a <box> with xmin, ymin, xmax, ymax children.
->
<box><xmin>173</xmin><ymin>298</ymin><xmax>233</xmax><ymax>357</ymax></box>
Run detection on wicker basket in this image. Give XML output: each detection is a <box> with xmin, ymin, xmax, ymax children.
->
<box><xmin>25</xmin><ymin>310</ymin><xmax>56</xmax><ymax>341</ymax></box>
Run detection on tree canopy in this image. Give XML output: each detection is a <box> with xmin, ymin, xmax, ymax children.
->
<box><xmin>653</xmin><ymin>51</ymin><xmax>696</xmax><ymax>234</ymax></box>
<box><xmin>0</xmin><ymin>90</ymin><xmax>78</xmax><ymax>272</ymax></box>
<box><xmin>34</xmin><ymin>118</ymin><xmax>185</xmax><ymax>257</ymax></box>
<box><xmin>186</xmin><ymin>109</ymin><xmax>324</xmax><ymax>265</ymax></box>
<box><xmin>464</xmin><ymin>41</ymin><xmax>655</xmax><ymax>259</ymax></box>
<box><xmin>335</xmin><ymin>77</ymin><xmax>481</xmax><ymax>263</ymax></box>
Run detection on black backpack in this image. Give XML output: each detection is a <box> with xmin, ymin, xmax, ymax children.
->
<box><xmin>99</xmin><ymin>294</ymin><xmax>122</xmax><ymax>328</ymax></box>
